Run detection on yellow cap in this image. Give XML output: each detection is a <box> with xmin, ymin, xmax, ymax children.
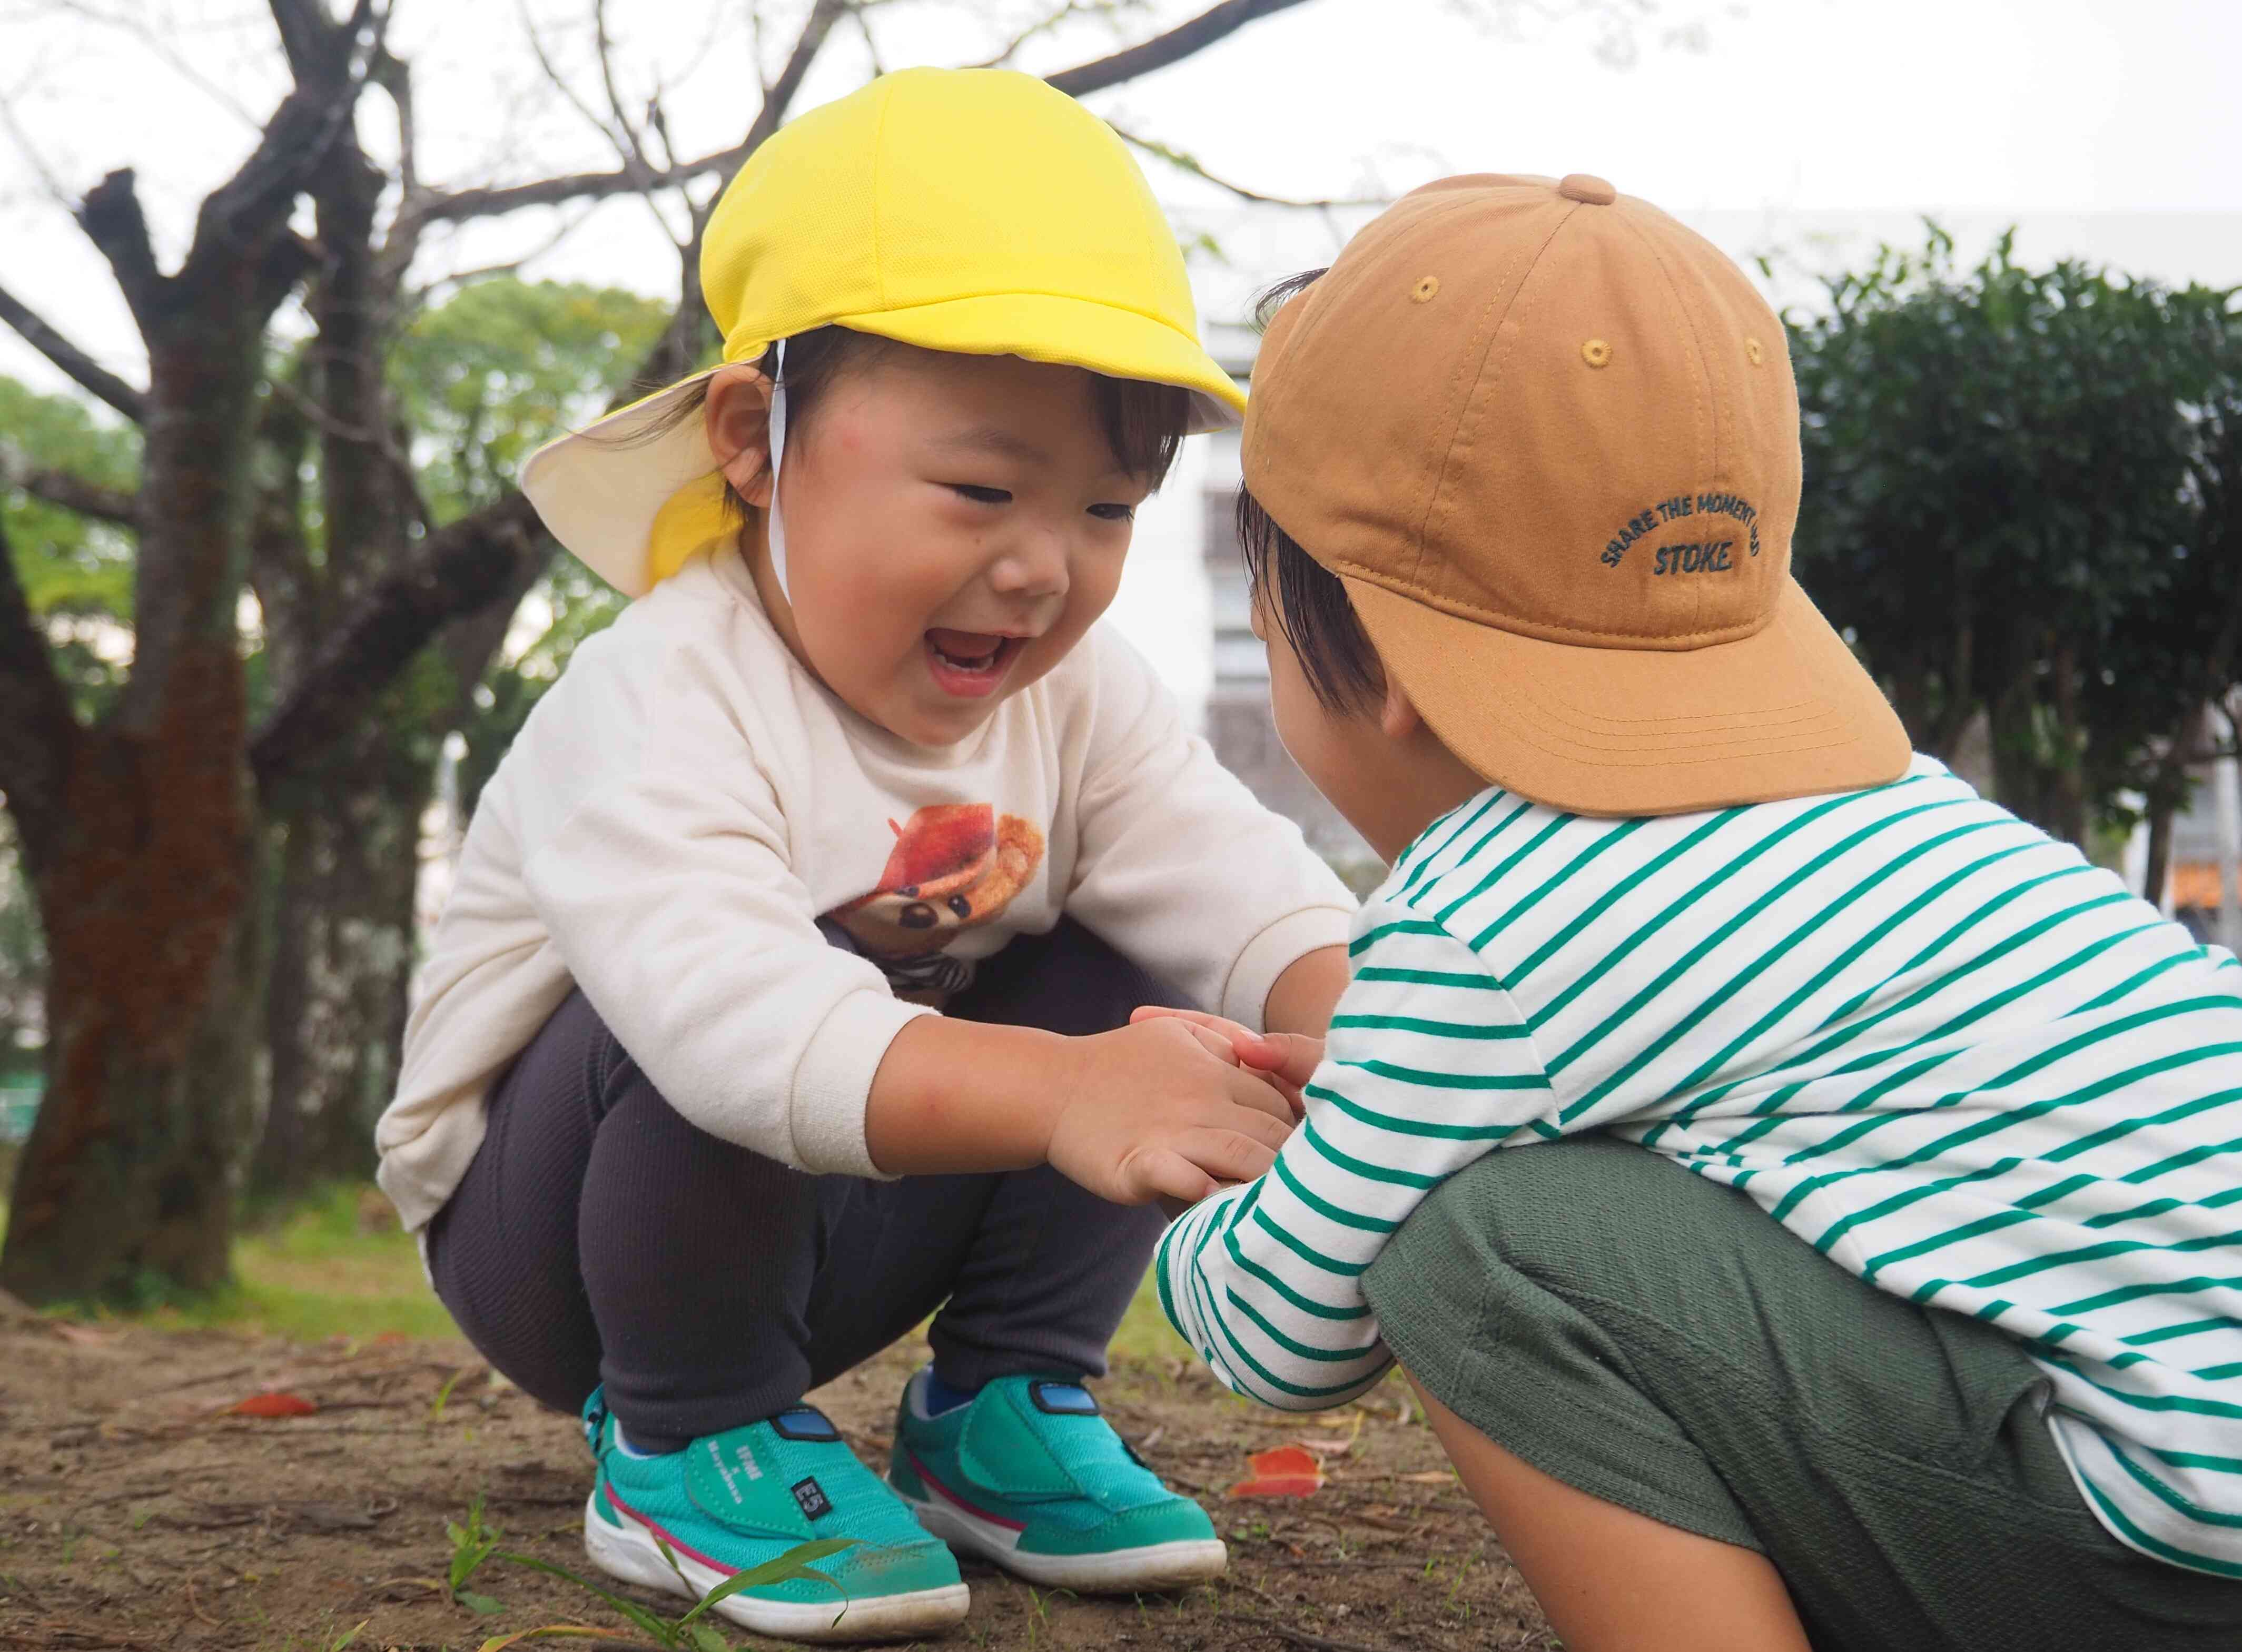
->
<box><xmin>521</xmin><ymin>68</ymin><xmax>1244</xmax><ymax>596</ymax></box>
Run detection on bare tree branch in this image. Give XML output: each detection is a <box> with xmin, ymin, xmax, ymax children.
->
<box><xmin>393</xmin><ymin>0</ymin><xmax>836</xmax><ymax>234</ymax></box>
<box><xmin>1110</xmin><ymin>123</ymin><xmax>1390</xmax><ymax>209</ymax></box>
<box><xmin>249</xmin><ymin>491</ymin><xmax>545</xmax><ymax>792</ymax></box>
<box><xmin>1046</xmin><ymin>0</ymin><xmax>1313</xmax><ymax>95</ymax></box>
<box><xmin>41</xmin><ymin>0</ymin><xmax>262</xmax><ymax>127</ymax></box>
<box><xmin>0</xmin><ymin>279</ymin><xmax>146</xmax><ymax>422</ymax></box>
<box><xmin>373</xmin><ymin>43</ymin><xmax>417</xmax><ymax>199</ymax></box>
<box><xmin>515</xmin><ymin>0</ymin><xmax>687</xmax><ymax>247</ymax></box>
<box><xmin>970</xmin><ymin>2</ymin><xmax>1145</xmax><ymax>71</ymax></box>
<box><xmin>0</xmin><ymin>510</ymin><xmax>82</xmax><ymax>882</ymax></box>
<box><xmin>0</xmin><ymin>445</ymin><xmax>138</xmax><ymax>527</ymax></box>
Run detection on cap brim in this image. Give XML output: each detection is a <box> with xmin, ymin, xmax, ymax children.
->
<box><xmin>1344</xmin><ymin>575</ymin><xmax>1913</xmax><ymax>817</ymax></box>
<box><xmin>833</xmin><ymin>291</ymin><xmax>1243</xmax><ymax>434</ymax></box>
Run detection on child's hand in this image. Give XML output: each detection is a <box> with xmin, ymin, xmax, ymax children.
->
<box><xmin>1046</xmin><ymin>1018</ymin><xmax>1298</xmax><ymax>1209</ymax></box>
<box><xmin>1129</xmin><ymin>1006</ymin><xmax>1326</xmax><ymax>1121</ymax></box>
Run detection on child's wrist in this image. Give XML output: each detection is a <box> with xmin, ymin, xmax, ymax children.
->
<box><xmin>866</xmin><ymin>1016</ymin><xmax>1072</xmax><ymax>1173</ymax></box>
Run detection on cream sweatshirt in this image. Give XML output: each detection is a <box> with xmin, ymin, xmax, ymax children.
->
<box><xmin>375</xmin><ymin>541</ymin><xmax>1356</xmax><ymax>1233</ymax></box>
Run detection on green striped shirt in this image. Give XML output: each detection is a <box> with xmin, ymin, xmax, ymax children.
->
<box><xmin>1158</xmin><ymin>757</ymin><xmax>2242</xmax><ymax>1577</ymax></box>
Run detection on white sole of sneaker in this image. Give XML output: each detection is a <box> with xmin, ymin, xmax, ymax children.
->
<box><xmin>894</xmin><ymin>1482</ymin><xmax>1229</xmax><ymax>1594</ymax></box>
<box><xmin>582</xmin><ymin>1490</ymin><xmax>971</xmax><ymax>1644</ymax></box>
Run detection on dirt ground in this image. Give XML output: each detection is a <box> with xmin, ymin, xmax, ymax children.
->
<box><xmin>0</xmin><ymin>1313</ymin><xmax>1558</xmax><ymax>1652</ymax></box>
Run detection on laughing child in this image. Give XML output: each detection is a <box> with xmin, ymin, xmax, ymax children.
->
<box><xmin>1154</xmin><ymin>174</ymin><xmax>2242</xmax><ymax>1650</ymax></box>
<box><xmin>376</xmin><ymin>70</ymin><xmax>1355</xmax><ymax>1643</ymax></box>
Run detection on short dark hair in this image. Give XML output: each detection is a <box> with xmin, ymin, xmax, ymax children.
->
<box><xmin>1237</xmin><ymin>269</ymin><xmax>1384</xmax><ymax>715</ymax></box>
<box><xmin>618</xmin><ymin>325</ymin><xmax>1191</xmax><ymax>499</ymax></box>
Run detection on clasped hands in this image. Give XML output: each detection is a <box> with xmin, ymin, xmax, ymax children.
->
<box><xmin>1041</xmin><ymin>1006</ymin><xmax>1328</xmax><ymax>1219</ymax></box>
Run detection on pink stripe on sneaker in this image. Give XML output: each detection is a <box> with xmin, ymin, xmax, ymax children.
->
<box><xmin>602</xmin><ymin>1478</ymin><xmax>739</xmax><ymax>1576</ymax></box>
<box><xmin>907</xmin><ymin>1450</ymin><xmax>1027</xmax><ymax>1533</ymax></box>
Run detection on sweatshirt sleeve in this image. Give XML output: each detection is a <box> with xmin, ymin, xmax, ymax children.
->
<box><xmin>1157</xmin><ymin>901</ymin><xmax>1554</xmax><ymax>1409</ymax></box>
<box><xmin>513</xmin><ymin>633</ymin><xmax>931</xmax><ymax>1179</ymax></box>
<box><xmin>1064</xmin><ymin>629</ymin><xmax>1356</xmax><ymax>1028</ymax></box>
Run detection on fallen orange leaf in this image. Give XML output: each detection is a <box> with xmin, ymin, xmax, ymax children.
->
<box><xmin>223</xmin><ymin>1392</ymin><xmax>318</xmax><ymax>1418</ymax></box>
<box><xmin>1227</xmin><ymin>1445</ymin><xmax>1326</xmax><ymax>1498</ymax></box>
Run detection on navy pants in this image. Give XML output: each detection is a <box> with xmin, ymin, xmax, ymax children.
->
<box><xmin>427</xmin><ymin>920</ymin><xmax>1177</xmax><ymax>1451</ymax></box>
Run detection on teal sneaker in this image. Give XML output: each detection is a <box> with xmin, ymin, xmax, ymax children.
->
<box><xmin>578</xmin><ymin>1389</ymin><xmax>969</xmax><ymax>1643</ymax></box>
<box><xmin>888</xmin><ymin>1370</ymin><xmax>1227</xmax><ymax>1592</ymax></box>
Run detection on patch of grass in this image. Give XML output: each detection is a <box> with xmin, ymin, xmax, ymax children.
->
<box><xmin>1111</xmin><ymin>1270</ymin><xmax>1194</xmax><ymax>1365</ymax></box>
<box><xmin>4</xmin><ymin>1183</ymin><xmax>460</xmax><ymax>1342</ymax></box>
<box><xmin>4</xmin><ymin>1177</ymin><xmax>1197</xmax><ymax>1358</ymax></box>
<box><xmin>193</xmin><ymin>1185</ymin><xmax>459</xmax><ymax>1341</ymax></box>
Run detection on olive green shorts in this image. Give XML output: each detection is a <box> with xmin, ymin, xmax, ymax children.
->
<box><xmin>1361</xmin><ymin>1134</ymin><xmax>2242</xmax><ymax>1652</ymax></box>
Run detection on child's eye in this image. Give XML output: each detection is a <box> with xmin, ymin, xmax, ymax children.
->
<box><xmin>1088</xmin><ymin>503</ymin><xmax>1137</xmax><ymax>522</ymax></box>
<box><xmin>946</xmin><ymin>483</ymin><xmax>1012</xmax><ymax>505</ymax></box>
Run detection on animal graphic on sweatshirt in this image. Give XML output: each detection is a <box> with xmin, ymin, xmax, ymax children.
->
<box><xmin>822</xmin><ymin>804</ymin><xmax>1045</xmax><ymax>1002</ymax></box>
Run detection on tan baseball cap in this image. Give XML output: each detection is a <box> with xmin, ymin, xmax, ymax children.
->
<box><xmin>1242</xmin><ymin>173</ymin><xmax>1910</xmax><ymax>817</ymax></box>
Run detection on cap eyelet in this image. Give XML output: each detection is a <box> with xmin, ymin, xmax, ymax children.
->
<box><xmin>1745</xmin><ymin>337</ymin><xmax>1765</xmax><ymax>366</ymax></box>
<box><xmin>1581</xmin><ymin>338</ymin><xmax>1613</xmax><ymax>369</ymax></box>
<box><xmin>1410</xmin><ymin>275</ymin><xmax>1440</xmax><ymax>304</ymax></box>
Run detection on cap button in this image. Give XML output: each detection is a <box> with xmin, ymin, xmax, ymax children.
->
<box><xmin>1558</xmin><ymin>173</ymin><xmax>1616</xmax><ymax>206</ymax></box>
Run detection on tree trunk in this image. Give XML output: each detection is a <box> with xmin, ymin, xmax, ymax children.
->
<box><xmin>1987</xmin><ymin>663</ymin><xmax>2045</xmax><ymax>830</ymax></box>
<box><xmin>2144</xmin><ymin>796</ymin><xmax>2177</xmax><ymax>912</ymax></box>
<box><xmin>252</xmin><ymin>701</ymin><xmax>433</xmax><ymax>1199</ymax></box>
<box><xmin>2</xmin><ymin>661</ymin><xmax>260</xmax><ymax>1302</ymax></box>
<box><xmin>0</xmin><ymin>118</ymin><xmax>332</xmax><ymax>1299</ymax></box>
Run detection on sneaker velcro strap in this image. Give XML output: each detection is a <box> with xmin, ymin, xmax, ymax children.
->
<box><xmin>685</xmin><ymin>1433</ymin><xmax>815</xmax><ymax>1539</ymax></box>
<box><xmin>957</xmin><ymin>1384</ymin><xmax>1080</xmax><ymax>1499</ymax></box>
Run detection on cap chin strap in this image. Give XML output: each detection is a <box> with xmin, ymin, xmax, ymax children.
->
<box><xmin>765</xmin><ymin>338</ymin><xmax>792</xmax><ymax>602</ymax></box>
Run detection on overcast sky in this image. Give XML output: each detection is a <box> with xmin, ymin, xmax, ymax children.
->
<box><xmin>4</xmin><ymin>0</ymin><xmax>2239</xmax><ymax>709</ymax></box>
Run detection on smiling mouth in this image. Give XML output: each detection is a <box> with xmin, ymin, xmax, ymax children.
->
<box><xmin>924</xmin><ymin>629</ymin><xmax>1025</xmax><ymax>698</ymax></box>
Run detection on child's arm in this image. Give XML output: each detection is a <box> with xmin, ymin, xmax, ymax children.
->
<box><xmin>1265</xmin><ymin>946</ymin><xmax>1349</xmax><ymax>1041</ymax></box>
<box><xmin>1152</xmin><ymin>901</ymin><xmax>1556</xmax><ymax>1410</ymax></box>
<box><xmin>863</xmin><ymin>1012</ymin><xmax>1298</xmax><ymax>1206</ymax></box>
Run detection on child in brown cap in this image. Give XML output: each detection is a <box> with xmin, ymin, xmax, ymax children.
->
<box><xmin>1146</xmin><ymin>175</ymin><xmax>2242</xmax><ymax>1649</ymax></box>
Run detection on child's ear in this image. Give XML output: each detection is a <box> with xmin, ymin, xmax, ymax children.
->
<box><xmin>1378</xmin><ymin>672</ymin><xmax>1424</xmax><ymax>743</ymax></box>
<box><xmin>704</xmin><ymin>364</ymin><xmax>777</xmax><ymax>509</ymax></box>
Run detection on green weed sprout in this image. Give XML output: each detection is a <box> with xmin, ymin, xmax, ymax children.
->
<box><xmin>447</xmin><ymin>1495</ymin><xmax>859</xmax><ymax>1650</ymax></box>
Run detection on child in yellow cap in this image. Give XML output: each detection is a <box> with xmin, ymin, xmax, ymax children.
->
<box><xmin>373</xmin><ymin>70</ymin><xmax>1356</xmax><ymax>1640</ymax></box>
<box><xmin>1152</xmin><ymin>175</ymin><xmax>2242</xmax><ymax>1649</ymax></box>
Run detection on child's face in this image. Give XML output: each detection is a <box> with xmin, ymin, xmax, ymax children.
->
<box><xmin>712</xmin><ymin>349</ymin><xmax>1150</xmax><ymax>747</ymax></box>
<box><xmin>1253</xmin><ymin>587</ymin><xmax>1490</xmax><ymax>864</ymax></box>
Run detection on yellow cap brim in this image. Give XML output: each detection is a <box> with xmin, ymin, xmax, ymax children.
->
<box><xmin>520</xmin><ymin>296</ymin><xmax>1242</xmax><ymax>598</ymax></box>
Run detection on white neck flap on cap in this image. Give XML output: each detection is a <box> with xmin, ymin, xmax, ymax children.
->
<box><xmin>766</xmin><ymin>337</ymin><xmax>792</xmax><ymax>601</ymax></box>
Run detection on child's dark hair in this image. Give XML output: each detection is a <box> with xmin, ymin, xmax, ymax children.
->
<box><xmin>1236</xmin><ymin>269</ymin><xmax>1385</xmax><ymax>716</ymax></box>
<box><xmin>619</xmin><ymin>326</ymin><xmax>1190</xmax><ymax>500</ymax></box>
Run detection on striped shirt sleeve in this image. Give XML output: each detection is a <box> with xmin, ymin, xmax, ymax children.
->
<box><xmin>1157</xmin><ymin>898</ymin><xmax>1553</xmax><ymax>1409</ymax></box>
